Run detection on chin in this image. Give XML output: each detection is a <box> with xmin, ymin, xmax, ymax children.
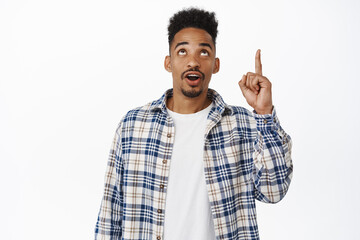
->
<box><xmin>181</xmin><ymin>87</ymin><xmax>203</xmax><ymax>98</ymax></box>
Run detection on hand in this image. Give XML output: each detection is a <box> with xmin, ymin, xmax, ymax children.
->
<box><xmin>238</xmin><ymin>49</ymin><xmax>273</xmax><ymax>115</ymax></box>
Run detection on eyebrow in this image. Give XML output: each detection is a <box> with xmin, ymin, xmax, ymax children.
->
<box><xmin>174</xmin><ymin>41</ymin><xmax>213</xmax><ymax>50</ymax></box>
<box><xmin>174</xmin><ymin>41</ymin><xmax>188</xmax><ymax>50</ymax></box>
<box><xmin>199</xmin><ymin>43</ymin><xmax>213</xmax><ymax>50</ymax></box>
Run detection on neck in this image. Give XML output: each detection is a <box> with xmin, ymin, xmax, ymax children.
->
<box><xmin>166</xmin><ymin>88</ymin><xmax>212</xmax><ymax>114</ymax></box>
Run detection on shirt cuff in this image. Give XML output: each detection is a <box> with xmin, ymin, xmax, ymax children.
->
<box><xmin>253</xmin><ymin>107</ymin><xmax>280</xmax><ymax>133</ymax></box>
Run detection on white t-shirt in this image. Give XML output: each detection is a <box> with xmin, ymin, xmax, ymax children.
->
<box><xmin>163</xmin><ymin>102</ymin><xmax>216</xmax><ymax>240</ymax></box>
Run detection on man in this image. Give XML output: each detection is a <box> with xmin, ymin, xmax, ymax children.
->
<box><xmin>95</xmin><ymin>8</ymin><xmax>293</xmax><ymax>240</ymax></box>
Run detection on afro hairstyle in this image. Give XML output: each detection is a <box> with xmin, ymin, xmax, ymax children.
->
<box><xmin>167</xmin><ymin>8</ymin><xmax>218</xmax><ymax>47</ymax></box>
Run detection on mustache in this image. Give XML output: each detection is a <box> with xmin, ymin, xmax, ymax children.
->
<box><xmin>181</xmin><ymin>68</ymin><xmax>205</xmax><ymax>80</ymax></box>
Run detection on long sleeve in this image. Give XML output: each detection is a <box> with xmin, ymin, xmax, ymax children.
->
<box><xmin>252</xmin><ymin>107</ymin><xmax>293</xmax><ymax>203</ymax></box>
<box><xmin>95</xmin><ymin>123</ymin><xmax>124</xmax><ymax>239</ymax></box>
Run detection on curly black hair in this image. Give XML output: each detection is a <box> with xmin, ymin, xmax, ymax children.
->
<box><xmin>168</xmin><ymin>7</ymin><xmax>218</xmax><ymax>47</ymax></box>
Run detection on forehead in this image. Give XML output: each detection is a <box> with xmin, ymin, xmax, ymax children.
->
<box><xmin>171</xmin><ymin>27</ymin><xmax>214</xmax><ymax>49</ymax></box>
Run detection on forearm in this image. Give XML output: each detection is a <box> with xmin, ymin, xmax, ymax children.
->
<box><xmin>252</xmin><ymin>108</ymin><xmax>293</xmax><ymax>203</ymax></box>
<box><xmin>95</xmin><ymin>128</ymin><xmax>124</xmax><ymax>239</ymax></box>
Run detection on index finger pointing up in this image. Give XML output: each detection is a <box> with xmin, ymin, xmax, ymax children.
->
<box><xmin>255</xmin><ymin>49</ymin><xmax>263</xmax><ymax>75</ymax></box>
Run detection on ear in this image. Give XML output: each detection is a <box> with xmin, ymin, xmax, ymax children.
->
<box><xmin>213</xmin><ymin>57</ymin><xmax>220</xmax><ymax>74</ymax></box>
<box><xmin>164</xmin><ymin>55</ymin><xmax>172</xmax><ymax>72</ymax></box>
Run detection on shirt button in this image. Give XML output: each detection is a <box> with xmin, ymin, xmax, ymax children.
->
<box><xmin>167</xmin><ymin>133</ymin><xmax>172</xmax><ymax>138</ymax></box>
<box><xmin>162</xmin><ymin>159</ymin><xmax>167</xmax><ymax>164</ymax></box>
<box><xmin>157</xmin><ymin>209</ymin><xmax>162</xmax><ymax>213</ymax></box>
<box><xmin>263</xmin><ymin>119</ymin><xmax>268</xmax><ymax>124</ymax></box>
<box><xmin>160</xmin><ymin>184</ymin><xmax>164</xmax><ymax>189</ymax></box>
<box><xmin>157</xmin><ymin>236</ymin><xmax>161</xmax><ymax>240</ymax></box>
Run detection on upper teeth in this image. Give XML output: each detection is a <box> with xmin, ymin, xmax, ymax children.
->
<box><xmin>188</xmin><ymin>74</ymin><xmax>199</xmax><ymax>77</ymax></box>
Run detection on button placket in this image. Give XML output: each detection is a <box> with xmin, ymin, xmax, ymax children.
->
<box><xmin>156</xmin><ymin>124</ymin><xmax>173</xmax><ymax>239</ymax></box>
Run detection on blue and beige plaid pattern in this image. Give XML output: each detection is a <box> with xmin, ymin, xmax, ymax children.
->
<box><xmin>95</xmin><ymin>88</ymin><xmax>293</xmax><ymax>240</ymax></box>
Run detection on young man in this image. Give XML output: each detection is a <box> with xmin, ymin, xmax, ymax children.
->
<box><xmin>95</xmin><ymin>8</ymin><xmax>293</xmax><ymax>240</ymax></box>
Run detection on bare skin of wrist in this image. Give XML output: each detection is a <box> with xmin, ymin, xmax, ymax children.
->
<box><xmin>255</xmin><ymin>105</ymin><xmax>273</xmax><ymax>115</ymax></box>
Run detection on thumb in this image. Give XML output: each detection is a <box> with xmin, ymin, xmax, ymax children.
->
<box><xmin>238</xmin><ymin>74</ymin><xmax>248</xmax><ymax>95</ymax></box>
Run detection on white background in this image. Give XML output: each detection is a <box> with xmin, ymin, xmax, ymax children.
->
<box><xmin>1</xmin><ymin>0</ymin><xmax>359</xmax><ymax>239</ymax></box>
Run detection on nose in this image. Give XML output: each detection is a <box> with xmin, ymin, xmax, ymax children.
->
<box><xmin>187</xmin><ymin>54</ymin><xmax>200</xmax><ymax>69</ymax></box>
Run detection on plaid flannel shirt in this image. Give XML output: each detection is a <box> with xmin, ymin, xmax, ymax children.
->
<box><xmin>95</xmin><ymin>88</ymin><xmax>293</xmax><ymax>240</ymax></box>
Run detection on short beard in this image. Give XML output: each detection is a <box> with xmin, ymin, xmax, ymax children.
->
<box><xmin>181</xmin><ymin>88</ymin><xmax>203</xmax><ymax>98</ymax></box>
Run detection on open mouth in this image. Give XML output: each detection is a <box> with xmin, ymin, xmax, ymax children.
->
<box><xmin>186</xmin><ymin>74</ymin><xmax>201</xmax><ymax>81</ymax></box>
<box><xmin>182</xmin><ymin>70</ymin><xmax>205</xmax><ymax>87</ymax></box>
<box><xmin>184</xmin><ymin>72</ymin><xmax>202</xmax><ymax>81</ymax></box>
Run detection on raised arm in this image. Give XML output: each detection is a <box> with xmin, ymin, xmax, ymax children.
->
<box><xmin>239</xmin><ymin>50</ymin><xmax>293</xmax><ymax>203</ymax></box>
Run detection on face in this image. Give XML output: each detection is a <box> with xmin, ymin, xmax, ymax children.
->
<box><xmin>164</xmin><ymin>27</ymin><xmax>220</xmax><ymax>99</ymax></box>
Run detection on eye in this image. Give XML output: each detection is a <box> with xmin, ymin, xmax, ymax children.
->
<box><xmin>200</xmin><ymin>50</ymin><xmax>209</xmax><ymax>56</ymax></box>
<box><xmin>178</xmin><ymin>49</ymin><xmax>187</xmax><ymax>56</ymax></box>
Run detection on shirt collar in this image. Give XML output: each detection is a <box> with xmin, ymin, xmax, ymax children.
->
<box><xmin>149</xmin><ymin>88</ymin><xmax>233</xmax><ymax>116</ymax></box>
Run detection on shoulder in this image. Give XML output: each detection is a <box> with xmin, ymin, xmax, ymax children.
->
<box><xmin>122</xmin><ymin>103</ymin><xmax>152</xmax><ymax>121</ymax></box>
<box><xmin>221</xmin><ymin>105</ymin><xmax>257</xmax><ymax>133</ymax></box>
<box><xmin>117</xmin><ymin>99</ymin><xmax>163</xmax><ymax>129</ymax></box>
<box><xmin>226</xmin><ymin>105</ymin><xmax>254</xmax><ymax>120</ymax></box>
<box><xmin>208</xmin><ymin>88</ymin><xmax>254</xmax><ymax>121</ymax></box>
